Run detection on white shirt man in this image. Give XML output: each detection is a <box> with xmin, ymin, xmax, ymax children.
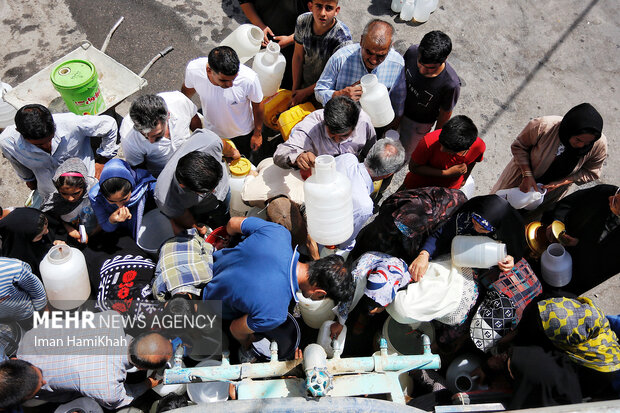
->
<box><xmin>120</xmin><ymin>91</ymin><xmax>198</xmax><ymax>177</ymax></box>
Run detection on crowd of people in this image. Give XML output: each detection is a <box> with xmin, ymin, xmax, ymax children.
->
<box><xmin>0</xmin><ymin>0</ymin><xmax>619</xmax><ymax>411</ymax></box>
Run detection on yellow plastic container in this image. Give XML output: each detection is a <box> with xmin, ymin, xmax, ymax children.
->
<box><xmin>278</xmin><ymin>102</ymin><xmax>315</xmax><ymax>141</ymax></box>
<box><xmin>228</xmin><ymin>157</ymin><xmax>252</xmax><ymax>176</ymax></box>
<box><xmin>262</xmin><ymin>89</ymin><xmax>292</xmax><ymax>130</ymax></box>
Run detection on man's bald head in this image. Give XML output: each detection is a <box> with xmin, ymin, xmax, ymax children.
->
<box><xmin>360</xmin><ymin>19</ymin><xmax>394</xmax><ymax>71</ymax></box>
<box><xmin>129</xmin><ymin>333</ymin><xmax>173</xmax><ymax>370</ymax></box>
<box><xmin>361</xmin><ymin>19</ymin><xmax>394</xmax><ymax>48</ymax></box>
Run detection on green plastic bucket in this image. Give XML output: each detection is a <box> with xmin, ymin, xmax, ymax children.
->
<box><xmin>50</xmin><ymin>59</ymin><xmax>105</xmax><ymax>115</ymax></box>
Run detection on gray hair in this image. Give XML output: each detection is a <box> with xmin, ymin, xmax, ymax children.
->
<box><xmin>361</xmin><ymin>19</ymin><xmax>394</xmax><ymax>47</ymax></box>
<box><xmin>364</xmin><ymin>138</ymin><xmax>405</xmax><ymax>178</ymax></box>
<box><xmin>129</xmin><ymin>94</ymin><xmax>168</xmax><ymax>134</ymax></box>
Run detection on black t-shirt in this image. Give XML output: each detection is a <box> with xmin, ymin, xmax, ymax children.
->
<box><xmin>238</xmin><ymin>0</ymin><xmax>306</xmax><ymax>36</ymax></box>
<box><xmin>403</xmin><ymin>45</ymin><xmax>461</xmax><ymax>124</ymax></box>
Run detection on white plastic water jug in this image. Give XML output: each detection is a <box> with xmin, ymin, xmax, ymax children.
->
<box><xmin>39</xmin><ymin>245</ymin><xmax>91</xmax><ymax>310</ymax></box>
<box><xmin>445</xmin><ymin>353</ymin><xmax>481</xmax><ymax>393</ymax></box>
<box><xmin>430</xmin><ymin>0</ymin><xmax>439</xmax><ymax>12</ymax></box>
<box><xmin>413</xmin><ymin>0</ymin><xmax>435</xmax><ymax>22</ymax></box>
<box><xmin>541</xmin><ymin>243</ymin><xmax>572</xmax><ymax>287</ymax></box>
<box><xmin>391</xmin><ymin>0</ymin><xmax>404</xmax><ymax>13</ymax></box>
<box><xmin>296</xmin><ymin>292</ymin><xmax>335</xmax><ymax>329</ymax></box>
<box><xmin>0</xmin><ymin>81</ymin><xmax>17</xmax><ymax>129</ymax></box>
<box><xmin>400</xmin><ymin>0</ymin><xmax>416</xmax><ymax>21</ymax></box>
<box><xmin>451</xmin><ymin>235</ymin><xmax>507</xmax><ymax>268</ymax></box>
<box><xmin>317</xmin><ymin>320</ymin><xmax>347</xmax><ymax>358</ymax></box>
<box><xmin>359</xmin><ymin>74</ymin><xmax>395</xmax><ymax>128</ymax></box>
<box><xmin>496</xmin><ymin>184</ymin><xmax>546</xmax><ymax>210</ymax></box>
<box><xmin>220</xmin><ymin>24</ymin><xmax>264</xmax><ymax>64</ymax></box>
<box><xmin>228</xmin><ymin>158</ymin><xmax>254</xmax><ymax>217</ymax></box>
<box><xmin>304</xmin><ymin>155</ymin><xmax>354</xmax><ymax>246</ymax></box>
<box><xmin>251</xmin><ymin>41</ymin><xmax>286</xmax><ymax>98</ymax></box>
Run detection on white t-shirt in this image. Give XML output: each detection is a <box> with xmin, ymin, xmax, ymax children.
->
<box><xmin>183</xmin><ymin>57</ymin><xmax>263</xmax><ymax>138</ymax></box>
<box><xmin>120</xmin><ymin>91</ymin><xmax>197</xmax><ymax>177</ymax></box>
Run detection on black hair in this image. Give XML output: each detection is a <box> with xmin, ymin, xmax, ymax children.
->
<box><xmin>175</xmin><ymin>151</ymin><xmax>223</xmax><ymax>194</ymax></box>
<box><xmin>14</xmin><ymin>104</ymin><xmax>55</xmax><ymax>141</ymax></box>
<box><xmin>128</xmin><ymin>333</ymin><xmax>170</xmax><ymax>370</ymax></box>
<box><xmin>36</xmin><ymin>212</ymin><xmax>48</xmax><ymax>236</ymax></box>
<box><xmin>53</xmin><ymin>174</ymin><xmax>87</xmax><ymax>193</ymax></box>
<box><xmin>323</xmin><ymin>96</ymin><xmax>361</xmax><ymax>135</ymax></box>
<box><xmin>418</xmin><ymin>30</ymin><xmax>452</xmax><ymax>64</ymax></box>
<box><xmin>307</xmin><ymin>255</ymin><xmax>354</xmax><ymax>303</ymax></box>
<box><xmin>156</xmin><ymin>393</ymin><xmax>189</xmax><ymax>413</ymax></box>
<box><xmin>208</xmin><ymin>46</ymin><xmax>240</xmax><ymax>76</ymax></box>
<box><xmin>99</xmin><ymin>177</ymin><xmax>132</xmax><ymax>199</ymax></box>
<box><xmin>438</xmin><ymin>115</ymin><xmax>478</xmax><ymax>152</ymax></box>
<box><xmin>359</xmin><ymin>294</ymin><xmax>383</xmax><ymax>313</ymax></box>
<box><xmin>0</xmin><ymin>359</ymin><xmax>41</xmax><ymax>409</ymax></box>
<box><xmin>130</xmin><ymin>94</ymin><xmax>169</xmax><ymax>133</ymax></box>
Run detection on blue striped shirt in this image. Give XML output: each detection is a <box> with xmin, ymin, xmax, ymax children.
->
<box><xmin>314</xmin><ymin>43</ymin><xmax>406</xmax><ymax>116</ymax></box>
<box><xmin>0</xmin><ymin>258</ymin><xmax>47</xmax><ymax>320</ymax></box>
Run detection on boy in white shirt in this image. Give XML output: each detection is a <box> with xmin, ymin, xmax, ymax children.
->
<box><xmin>181</xmin><ymin>47</ymin><xmax>264</xmax><ymax>158</ymax></box>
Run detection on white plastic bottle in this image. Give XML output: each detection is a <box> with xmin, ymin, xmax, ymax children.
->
<box><xmin>445</xmin><ymin>353</ymin><xmax>481</xmax><ymax>393</ymax></box>
<box><xmin>220</xmin><ymin>24</ymin><xmax>263</xmax><ymax>63</ymax></box>
<box><xmin>317</xmin><ymin>320</ymin><xmax>347</xmax><ymax>358</ymax></box>
<box><xmin>391</xmin><ymin>0</ymin><xmax>404</xmax><ymax>13</ymax></box>
<box><xmin>496</xmin><ymin>185</ymin><xmax>546</xmax><ymax>210</ymax></box>
<box><xmin>451</xmin><ymin>235</ymin><xmax>507</xmax><ymax>268</ymax></box>
<box><xmin>359</xmin><ymin>74</ymin><xmax>395</xmax><ymax>128</ymax></box>
<box><xmin>541</xmin><ymin>243</ymin><xmax>572</xmax><ymax>287</ymax></box>
<box><xmin>296</xmin><ymin>292</ymin><xmax>336</xmax><ymax>329</ymax></box>
<box><xmin>400</xmin><ymin>0</ymin><xmax>416</xmax><ymax>21</ymax></box>
<box><xmin>228</xmin><ymin>157</ymin><xmax>253</xmax><ymax>217</ymax></box>
<box><xmin>251</xmin><ymin>41</ymin><xmax>286</xmax><ymax>98</ymax></box>
<box><xmin>413</xmin><ymin>0</ymin><xmax>434</xmax><ymax>23</ymax></box>
<box><xmin>304</xmin><ymin>155</ymin><xmax>353</xmax><ymax>246</ymax></box>
<box><xmin>0</xmin><ymin>81</ymin><xmax>17</xmax><ymax>129</ymax></box>
<box><xmin>39</xmin><ymin>245</ymin><xmax>91</xmax><ymax>310</ymax></box>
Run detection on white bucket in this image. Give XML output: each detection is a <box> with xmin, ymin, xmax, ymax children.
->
<box><xmin>186</xmin><ymin>359</ymin><xmax>229</xmax><ymax>404</ymax></box>
<box><xmin>296</xmin><ymin>292</ymin><xmax>335</xmax><ymax>329</ymax></box>
<box><xmin>382</xmin><ymin>316</ymin><xmax>435</xmax><ymax>355</ymax></box>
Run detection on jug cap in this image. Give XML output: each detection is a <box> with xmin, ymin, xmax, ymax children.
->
<box><xmin>229</xmin><ymin>157</ymin><xmax>252</xmax><ymax>176</ymax></box>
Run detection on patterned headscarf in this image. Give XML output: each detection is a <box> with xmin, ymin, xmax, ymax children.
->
<box><xmin>470</xmin><ymin>291</ymin><xmax>515</xmax><ymax>353</ymax></box>
<box><xmin>356</xmin><ymin>252</ymin><xmax>412</xmax><ymax>307</ymax></box>
<box><xmin>538</xmin><ymin>297</ymin><xmax>620</xmax><ymax>372</ymax></box>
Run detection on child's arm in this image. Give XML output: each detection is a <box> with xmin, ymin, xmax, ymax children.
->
<box><xmin>409</xmin><ymin>161</ymin><xmax>467</xmax><ymax>178</ymax></box>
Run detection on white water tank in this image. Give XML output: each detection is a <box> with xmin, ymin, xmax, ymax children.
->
<box><xmin>220</xmin><ymin>24</ymin><xmax>264</xmax><ymax>64</ymax></box>
<box><xmin>413</xmin><ymin>0</ymin><xmax>435</xmax><ymax>22</ymax></box>
<box><xmin>252</xmin><ymin>41</ymin><xmax>286</xmax><ymax>98</ymax></box>
<box><xmin>391</xmin><ymin>0</ymin><xmax>404</xmax><ymax>13</ymax></box>
<box><xmin>359</xmin><ymin>74</ymin><xmax>394</xmax><ymax>128</ymax></box>
<box><xmin>400</xmin><ymin>0</ymin><xmax>416</xmax><ymax>21</ymax></box>
<box><xmin>228</xmin><ymin>157</ymin><xmax>254</xmax><ymax>217</ymax></box>
<box><xmin>39</xmin><ymin>245</ymin><xmax>91</xmax><ymax>310</ymax></box>
<box><xmin>0</xmin><ymin>81</ymin><xmax>17</xmax><ymax>130</ymax></box>
<box><xmin>304</xmin><ymin>155</ymin><xmax>353</xmax><ymax>246</ymax></box>
<box><xmin>451</xmin><ymin>235</ymin><xmax>507</xmax><ymax>269</ymax></box>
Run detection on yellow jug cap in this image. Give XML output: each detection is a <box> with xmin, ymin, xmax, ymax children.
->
<box><xmin>229</xmin><ymin>158</ymin><xmax>252</xmax><ymax>176</ymax></box>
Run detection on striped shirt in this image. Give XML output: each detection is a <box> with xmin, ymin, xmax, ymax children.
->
<box><xmin>0</xmin><ymin>258</ymin><xmax>47</xmax><ymax>321</ymax></box>
<box><xmin>18</xmin><ymin>311</ymin><xmax>148</xmax><ymax>409</ymax></box>
<box><xmin>314</xmin><ymin>43</ymin><xmax>406</xmax><ymax>116</ymax></box>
